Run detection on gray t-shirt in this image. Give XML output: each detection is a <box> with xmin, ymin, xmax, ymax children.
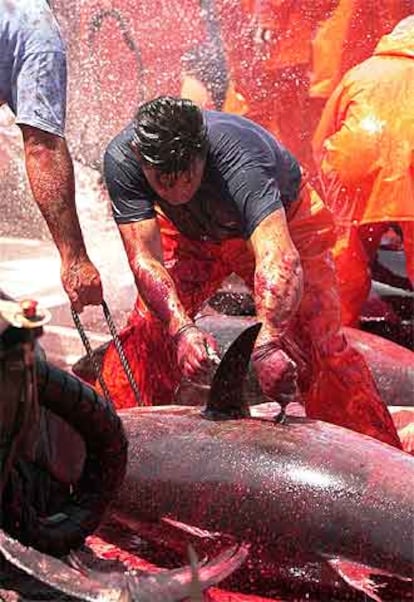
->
<box><xmin>104</xmin><ymin>111</ymin><xmax>302</xmax><ymax>241</ymax></box>
<box><xmin>0</xmin><ymin>0</ymin><xmax>67</xmax><ymax>136</ymax></box>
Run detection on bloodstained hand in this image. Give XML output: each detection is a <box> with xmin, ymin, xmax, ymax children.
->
<box><xmin>175</xmin><ymin>324</ymin><xmax>220</xmax><ymax>383</ymax></box>
<box><xmin>252</xmin><ymin>343</ymin><xmax>298</xmax><ymax>402</ymax></box>
<box><xmin>61</xmin><ymin>256</ymin><xmax>103</xmax><ymax>312</ymax></box>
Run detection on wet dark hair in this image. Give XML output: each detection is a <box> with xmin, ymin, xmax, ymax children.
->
<box><xmin>132</xmin><ymin>96</ymin><xmax>208</xmax><ymax>181</ymax></box>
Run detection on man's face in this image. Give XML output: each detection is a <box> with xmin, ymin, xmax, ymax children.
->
<box><xmin>142</xmin><ymin>158</ymin><xmax>205</xmax><ymax>205</ymax></box>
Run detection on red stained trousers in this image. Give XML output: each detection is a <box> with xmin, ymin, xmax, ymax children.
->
<box><xmin>99</xmin><ymin>183</ymin><xmax>401</xmax><ymax>449</ymax></box>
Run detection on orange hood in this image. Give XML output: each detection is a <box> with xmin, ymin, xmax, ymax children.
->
<box><xmin>374</xmin><ymin>15</ymin><xmax>414</xmax><ymax>59</ymax></box>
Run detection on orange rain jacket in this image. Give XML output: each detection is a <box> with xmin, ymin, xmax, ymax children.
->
<box><xmin>216</xmin><ymin>0</ymin><xmax>337</xmax><ymax>168</ymax></box>
<box><xmin>310</xmin><ymin>0</ymin><xmax>414</xmax><ymax>100</ymax></box>
<box><xmin>313</xmin><ymin>16</ymin><xmax>414</xmax><ymax>324</ymax></box>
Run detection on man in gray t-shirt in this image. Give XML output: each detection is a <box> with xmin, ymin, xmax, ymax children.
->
<box><xmin>0</xmin><ymin>0</ymin><xmax>102</xmax><ymax>311</ymax></box>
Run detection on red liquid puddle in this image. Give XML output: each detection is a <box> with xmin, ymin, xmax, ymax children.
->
<box><xmin>86</xmin><ymin>532</ymin><xmax>282</xmax><ymax>602</ymax></box>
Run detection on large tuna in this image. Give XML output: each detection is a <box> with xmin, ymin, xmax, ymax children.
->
<box><xmin>106</xmin><ymin>325</ymin><xmax>414</xmax><ymax>601</ymax></box>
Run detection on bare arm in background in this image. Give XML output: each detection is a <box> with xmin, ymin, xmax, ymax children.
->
<box><xmin>21</xmin><ymin>125</ymin><xmax>102</xmax><ymax>312</ymax></box>
<box><xmin>118</xmin><ymin>218</ymin><xmax>217</xmax><ymax>379</ymax></box>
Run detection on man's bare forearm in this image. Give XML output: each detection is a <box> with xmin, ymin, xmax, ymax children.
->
<box><xmin>133</xmin><ymin>257</ymin><xmax>192</xmax><ymax>336</ymax></box>
<box><xmin>255</xmin><ymin>251</ymin><xmax>303</xmax><ymax>345</ymax></box>
<box><xmin>22</xmin><ymin>126</ymin><xmax>87</xmax><ymax>262</ymax></box>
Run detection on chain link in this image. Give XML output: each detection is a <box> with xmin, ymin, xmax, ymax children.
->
<box><xmin>71</xmin><ymin>307</ymin><xmax>114</xmax><ymax>407</ymax></box>
<box><xmin>71</xmin><ymin>302</ymin><xmax>141</xmax><ymax>406</ymax></box>
<box><xmin>101</xmin><ymin>300</ymin><xmax>141</xmax><ymax>403</ymax></box>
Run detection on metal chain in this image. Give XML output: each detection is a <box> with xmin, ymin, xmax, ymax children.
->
<box><xmin>71</xmin><ymin>302</ymin><xmax>141</xmax><ymax>405</ymax></box>
<box><xmin>71</xmin><ymin>307</ymin><xmax>113</xmax><ymax>406</ymax></box>
<box><xmin>101</xmin><ymin>300</ymin><xmax>141</xmax><ymax>403</ymax></box>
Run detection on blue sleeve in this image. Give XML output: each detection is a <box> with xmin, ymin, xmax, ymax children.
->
<box><xmin>103</xmin><ymin>147</ymin><xmax>157</xmax><ymax>225</ymax></box>
<box><xmin>8</xmin><ymin>5</ymin><xmax>68</xmax><ymax>136</ymax></box>
<box><xmin>207</xmin><ymin>114</ymin><xmax>302</xmax><ymax>239</ymax></box>
<box><xmin>227</xmin><ymin>161</ymin><xmax>285</xmax><ymax>239</ymax></box>
<box><xmin>13</xmin><ymin>51</ymin><xmax>67</xmax><ymax>137</ymax></box>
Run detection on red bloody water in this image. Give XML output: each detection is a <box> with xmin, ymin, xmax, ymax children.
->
<box><xmin>86</xmin><ymin>533</ymin><xmax>280</xmax><ymax>602</ymax></box>
<box><xmin>83</xmin><ymin>523</ymin><xmax>413</xmax><ymax>602</ymax></box>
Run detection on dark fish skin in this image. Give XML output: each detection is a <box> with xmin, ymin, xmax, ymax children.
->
<box><xmin>345</xmin><ymin>326</ymin><xmax>414</xmax><ymax>407</ymax></box>
<box><xmin>109</xmin><ymin>405</ymin><xmax>414</xmax><ymax>597</ymax></box>
<box><xmin>191</xmin><ymin>315</ymin><xmax>414</xmax><ymax>408</ymax></box>
<box><xmin>71</xmin><ymin>317</ymin><xmax>413</xmax><ymax>408</ymax></box>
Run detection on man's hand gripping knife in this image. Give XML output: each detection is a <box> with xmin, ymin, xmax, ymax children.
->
<box><xmin>174</xmin><ymin>322</ymin><xmax>221</xmax><ymax>385</ymax></box>
<box><xmin>119</xmin><ymin>218</ymin><xmax>221</xmax><ymax>386</ymax></box>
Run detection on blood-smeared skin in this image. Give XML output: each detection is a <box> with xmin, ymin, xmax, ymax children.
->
<box><xmin>119</xmin><ymin>218</ymin><xmax>191</xmax><ymax>336</ymax></box>
<box><xmin>21</xmin><ymin>126</ymin><xmax>102</xmax><ymax>309</ymax></box>
<box><xmin>250</xmin><ymin>209</ymin><xmax>304</xmax><ymax>346</ymax></box>
<box><xmin>135</xmin><ymin>258</ymin><xmax>190</xmax><ymax>335</ymax></box>
<box><xmin>133</xmin><ymin>257</ymin><xmax>217</xmax><ymax>378</ymax></box>
<box><xmin>119</xmin><ymin>218</ymin><xmax>218</xmax><ymax>379</ymax></box>
<box><xmin>254</xmin><ymin>254</ymin><xmax>303</xmax><ymax>339</ymax></box>
<box><xmin>21</xmin><ymin>126</ymin><xmax>87</xmax><ymax>262</ymax></box>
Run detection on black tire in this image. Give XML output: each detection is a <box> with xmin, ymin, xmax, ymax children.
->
<box><xmin>4</xmin><ymin>361</ymin><xmax>128</xmax><ymax>556</ymax></box>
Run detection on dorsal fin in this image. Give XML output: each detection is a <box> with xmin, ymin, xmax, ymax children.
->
<box><xmin>202</xmin><ymin>323</ymin><xmax>261</xmax><ymax>421</ymax></box>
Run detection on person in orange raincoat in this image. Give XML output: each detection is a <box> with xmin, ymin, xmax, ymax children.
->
<box><xmin>99</xmin><ymin>96</ymin><xmax>400</xmax><ymax>449</ymax></box>
<box><xmin>216</xmin><ymin>0</ymin><xmax>338</xmax><ymax>170</ymax></box>
<box><xmin>310</xmin><ymin>0</ymin><xmax>414</xmax><ymax>101</ymax></box>
<box><xmin>313</xmin><ymin>16</ymin><xmax>414</xmax><ymax>326</ymax></box>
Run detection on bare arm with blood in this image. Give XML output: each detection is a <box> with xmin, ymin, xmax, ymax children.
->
<box><xmin>249</xmin><ymin>208</ymin><xmax>304</xmax><ymax>400</ymax></box>
<box><xmin>118</xmin><ymin>218</ymin><xmax>218</xmax><ymax>380</ymax></box>
<box><xmin>21</xmin><ymin>126</ymin><xmax>102</xmax><ymax>312</ymax></box>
